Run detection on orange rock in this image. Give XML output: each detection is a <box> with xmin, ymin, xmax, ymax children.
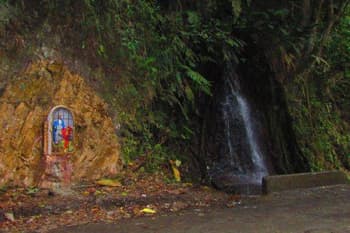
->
<box><xmin>0</xmin><ymin>61</ymin><xmax>122</xmax><ymax>188</ymax></box>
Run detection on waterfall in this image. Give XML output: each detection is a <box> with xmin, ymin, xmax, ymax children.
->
<box><xmin>223</xmin><ymin>76</ymin><xmax>268</xmax><ymax>184</ymax></box>
<box><xmin>206</xmin><ymin>70</ymin><xmax>269</xmax><ymax>192</ymax></box>
<box><xmin>228</xmin><ymin>80</ymin><xmax>268</xmax><ymax>183</ymax></box>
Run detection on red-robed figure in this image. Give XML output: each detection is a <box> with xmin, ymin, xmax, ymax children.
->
<box><xmin>61</xmin><ymin>126</ymin><xmax>73</xmax><ymax>151</ymax></box>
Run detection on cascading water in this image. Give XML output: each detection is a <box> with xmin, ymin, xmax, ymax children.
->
<box><xmin>205</xmin><ymin>69</ymin><xmax>269</xmax><ymax>193</ymax></box>
<box><xmin>226</xmin><ymin>78</ymin><xmax>268</xmax><ymax>183</ymax></box>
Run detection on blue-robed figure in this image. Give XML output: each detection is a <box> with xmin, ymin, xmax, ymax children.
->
<box><xmin>52</xmin><ymin>116</ymin><xmax>65</xmax><ymax>144</ymax></box>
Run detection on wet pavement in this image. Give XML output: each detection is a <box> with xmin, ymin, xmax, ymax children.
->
<box><xmin>51</xmin><ymin>184</ymin><xmax>350</xmax><ymax>233</ymax></box>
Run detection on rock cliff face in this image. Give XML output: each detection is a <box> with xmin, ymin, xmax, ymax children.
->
<box><xmin>0</xmin><ymin>60</ymin><xmax>121</xmax><ymax>187</ymax></box>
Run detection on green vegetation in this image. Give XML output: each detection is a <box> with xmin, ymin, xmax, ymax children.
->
<box><xmin>288</xmin><ymin>6</ymin><xmax>350</xmax><ymax>172</ymax></box>
<box><xmin>0</xmin><ymin>0</ymin><xmax>349</xmax><ymax>176</ymax></box>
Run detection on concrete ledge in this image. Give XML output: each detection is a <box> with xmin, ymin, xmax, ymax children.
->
<box><xmin>262</xmin><ymin>171</ymin><xmax>349</xmax><ymax>194</ymax></box>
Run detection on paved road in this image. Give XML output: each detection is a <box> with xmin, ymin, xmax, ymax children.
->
<box><xmin>51</xmin><ymin>185</ymin><xmax>350</xmax><ymax>233</ymax></box>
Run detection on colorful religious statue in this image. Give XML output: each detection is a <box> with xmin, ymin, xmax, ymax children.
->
<box><xmin>50</xmin><ymin>107</ymin><xmax>74</xmax><ymax>153</ymax></box>
<box><xmin>52</xmin><ymin>115</ymin><xmax>65</xmax><ymax>145</ymax></box>
<box><xmin>61</xmin><ymin>126</ymin><xmax>73</xmax><ymax>152</ymax></box>
<box><xmin>42</xmin><ymin>106</ymin><xmax>75</xmax><ymax>190</ymax></box>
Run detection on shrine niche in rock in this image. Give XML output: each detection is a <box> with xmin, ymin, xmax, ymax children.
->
<box><xmin>41</xmin><ymin>106</ymin><xmax>75</xmax><ymax>189</ymax></box>
<box><xmin>0</xmin><ymin>60</ymin><xmax>122</xmax><ymax>188</ymax></box>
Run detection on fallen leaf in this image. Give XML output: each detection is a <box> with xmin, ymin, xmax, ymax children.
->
<box><xmin>26</xmin><ymin>187</ymin><xmax>39</xmax><ymax>195</ymax></box>
<box><xmin>169</xmin><ymin>160</ymin><xmax>181</xmax><ymax>182</ymax></box>
<box><xmin>94</xmin><ymin>190</ymin><xmax>103</xmax><ymax>196</ymax></box>
<box><xmin>140</xmin><ymin>208</ymin><xmax>156</xmax><ymax>214</ymax></box>
<box><xmin>171</xmin><ymin>201</ymin><xmax>188</xmax><ymax>211</ymax></box>
<box><xmin>166</xmin><ymin>188</ymin><xmax>186</xmax><ymax>195</ymax></box>
<box><xmin>87</xmin><ymin>187</ymin><xmax>96</xmax><ymax>193</ymax></box>
<box><xmin>95</xmin><ymin>179</ymin><xmax>121</xmax><ymax>187</ymax></box>
<box><xmin>4</xmin><ymin>212</ymin><xmax>15</xmax><ymax>222</ymax></box>
<box><xmin>133</xmin><ymin>207</ymin><xmax>141</xmax><ymax>215</ymax></box>
<box><xmin>182</xmin><ymin>183</ymin><xmax>193</xmax><ymax>187</ymax></box>
<box><xmin>82</xmin><ymin>191</ymin><xmax>90</xmax><ymax>196</ymax></box>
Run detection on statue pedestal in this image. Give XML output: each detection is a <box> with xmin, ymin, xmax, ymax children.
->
<box><xmin>40</xmin><ymin>154</ymin><xmax>72</xmax><ymax>189</ymax></box>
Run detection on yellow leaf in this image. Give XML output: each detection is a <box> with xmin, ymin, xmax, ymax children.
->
<box><xmin>82</xmin><ymin>191</ymin><xmax>90</xmax><ymax>196</ymax></box>
<box><xmin>140</xmin><ymin>208</ymin><xmax>156</xmax><ymax>214</ymax></box>
<box><xmin>95</xmin><ymin>179</ymin><xmax>121</xmax><ymax>187</ymax></box>
<box><xmin>94</xmin><ymin>190</ymin><xmax>103</xmax><ymax>196</ymax></box>
<box><xmin>170</xmin><ymin>160</ymin><xmax>181</xmax><ymax>182</ymax></box>
<box><xmin>121</xmin><ymin>191</ymin><xmax>128</xmax><ymax>196</ymax></box>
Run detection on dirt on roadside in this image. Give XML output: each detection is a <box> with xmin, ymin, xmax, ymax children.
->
<box><xmin>0</xmin><ymin>173</ymin><xmax>236</xmax><ymax>233</ymax></box>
